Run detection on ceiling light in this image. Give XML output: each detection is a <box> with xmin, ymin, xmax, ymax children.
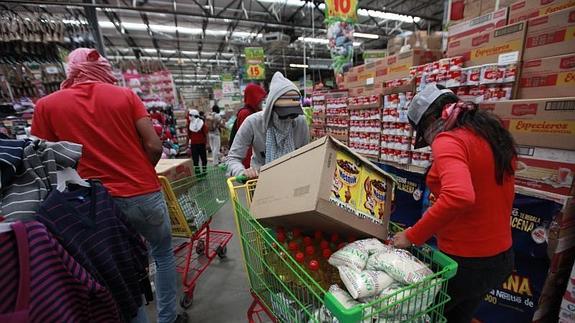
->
<box><xmin>297</xmin><ymin>37</ymin><xmax>361</xmax><ymax>47</ymax></box>
<box><xmin>354</xmin><ymin>32</ymin><xmax>379</xmax><ymax>40</ymax></box>
<box><xmin>99</xmin><ymin>21</ymin><xmax>261</xmax><ymax>38</ymax></box>
<box><xmin>290</xmin><ymin>64</ymin><xmax>309</xmax><ymax>68</ymax></box>
<box><xmin>257</xmin><ymin>0</ymin><xmax>420</xmax><ymax>23</ymax></box>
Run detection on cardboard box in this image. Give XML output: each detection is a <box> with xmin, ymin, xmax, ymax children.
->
<box><xmin>384</xmin><ymin>50</ymin><xmax>443</xmax><ymax>81</ymax></box>
<box><xmin>480</xmin><ymin>98</ymin><xmax>575</xmax><ymax>119</ymax></box>
<box><xmin>559</xmin><ymin>263</ymin><xmax>575</xmax><ymax>322</ymax></box>
<box><xmin>448</xmin><ymin>7</ymin><xmax>509</xmax><ymax>42</ymax></box>
<box><xmin>250</xmin><ymin>136</ymin><xmax>395</xmax><ymax>240</ymax></box>
<box><xmin>524</xmin><ymin>8</ymin><xmax>575</xmax><ymax>61</ymax></box>
<box><xmin>516</xmin><ymin>146</ymin><xmax>575</xmax><ymax>195</ymax></box>
<box><xmin>518</xmin><ymin>54</ymin><xmax>575</xmax><ymax>99</ymax></box>
<box><xmin>155</xmin><ymin>158</ymin><xmax>194</xmax><ymax>182</ymax></box>
<box><xmin>508</xmin><ymin>0</ymin><xmax>575</xmax><ymax>24</ymax></box>
<box><xmin>480</xmin><ymin>99</ymin><xmax>575</xmax><ymax>150</ymax></box>
<box><xmin>447</xmin><ymin>22</ymin><xmax>527</xmax><ymax>67</ymax></box>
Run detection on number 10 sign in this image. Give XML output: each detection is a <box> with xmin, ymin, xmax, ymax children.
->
<box><xmin>326</xmin><ymin>0</ymin><xmax>358</xmax><ymax>22</ymax></box>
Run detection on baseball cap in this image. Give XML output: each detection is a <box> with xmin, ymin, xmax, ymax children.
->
<box><xmin>273</xmin><ymin>90</ymin><xmax>303</xmax><ymax>117</ymax></box>
<box><xmin>408</xmin><ymin>84</ymin><xmax>454</xmax><ymax>149</ymax></box>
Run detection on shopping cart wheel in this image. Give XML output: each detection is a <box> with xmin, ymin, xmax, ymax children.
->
<box><xmin>195</xmin><ymin>240</ymin><xmax>205</xmax><ymax>255</ymax></box>
<box><xmin>216</xmin><ymin>245</ymin><xmax>227</xmax><ymax>259</ymax></box>
<box><xmin>180</xmin><ymin>293</ymin><xmax>194</xmax><ymax>309</ymax></box>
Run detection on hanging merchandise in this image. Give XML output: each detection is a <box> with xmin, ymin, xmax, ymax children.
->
<box><xmin>325</xmin><ymin>0</ymin><xmax>358</xmax><ymax>77</ymax></box>
<box><xmin>244</xmin><ymin>47</ymin><xmax>266</xmax><ymax>81</ymax></box>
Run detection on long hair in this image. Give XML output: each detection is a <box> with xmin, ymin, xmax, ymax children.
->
<box><xmin>422</xmin><ymin>91</ymin><xmax>517</xmax><ymax>185</ymax></box>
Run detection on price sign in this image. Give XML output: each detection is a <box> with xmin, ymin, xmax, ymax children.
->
<box><xmin>326</xmin><ymin>0</ymin><xmax>358</xmax><ymax>22</ymax></box>
<box><xmin>244</xmin><ymin>47</ymin><xmax>266</xmax><ymax>80</ymax></box>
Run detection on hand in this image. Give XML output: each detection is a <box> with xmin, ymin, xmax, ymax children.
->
<box><xmin>393</xmin><ymin>231</ymin><xmax>413</xmax><ymax>249</ymax></box>
<box><xmin>243</xmin><ymin>167</ymin><xmax>259</xmax><ymax>179</ymax></box>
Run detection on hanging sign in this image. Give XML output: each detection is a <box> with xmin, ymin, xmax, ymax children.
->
<box><xmin>325</xmin><ymin>0</ymin><xmax>358</xmax><ymax>22</ymax></box>
<box><xmin>222</xmin><ymin>81</ymin><xmax>235</xmax><ymax>95</ymax></box>
<box><xmin>244</xmin><ymin>47</ymin><xmax>266</xmax><ymax>80</ymax></box>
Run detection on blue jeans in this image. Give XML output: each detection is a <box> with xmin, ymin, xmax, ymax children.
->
<box><xmin>114</xmin><ymin>191</ymin><xmax>178</xmax><ymax>323</ymax></box>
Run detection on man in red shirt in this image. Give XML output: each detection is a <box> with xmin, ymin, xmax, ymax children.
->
<box><xmin>31</xmin><ymin>48</ymin><xmax>184</xmax><ymax>323</ymax></box>
<box><xmin>230</xmin><ymin>83</ymin><xmax>266</xmax><ymax>168</ymax></box>
<box><xmin>187</xmin><ymin>109</ymin><xmax>208</xmax><ymax>174</ymax></box>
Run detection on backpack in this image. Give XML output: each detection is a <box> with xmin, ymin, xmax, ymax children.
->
<box><xmin>229</xmin><ymin>107</ymin><xmax>250</xmax><ymax>147</ymax></box>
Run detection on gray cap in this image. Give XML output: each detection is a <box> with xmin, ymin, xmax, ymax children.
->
<box><xmin>408</xmin><ymin>84</ymin><xmax>454</xmax><ymax>126</ymax></box>
<box><xmin>408</xmin><ymin>84</ymin><xmax>454</xmax><ymax>149</ymax></box>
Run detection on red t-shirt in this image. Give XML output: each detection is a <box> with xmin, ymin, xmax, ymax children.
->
<box><xmin>236</xmin><ymin>107</ymin><xmax>255</xmax><ymax>168</ymax></box>
<box><xmin>31</xmin><ymin>83</ymin><xmax>161</xmax><ymax>197</ymax></box>
<box><xmin>188</xmin><ymin>124</ymin><xmax>208</xmax><ymax>145</ymax></box>
<box><xmin>406</xmin><ymin>128</ymin><xmax>514</xmax><ymax>257</ymax></box>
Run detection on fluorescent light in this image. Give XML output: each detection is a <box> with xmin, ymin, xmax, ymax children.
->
<box><xmin>98</xmin><ymin>21</ymin><xmax>262</xmax><ymax>38</ymax></box>
<box><xmin>290</xmin><ymin>64</ymin><xmax>309</xmax><ymax>68</ymax></box>
<box><xmin>297</xmin><ymin>37</ymin><xmax>361</xmax><ymax>47</ymax></box>
<box><xmin>354</xmin><ymin>32</ymin><xmax>379</xmax><ymax>40</ymax></box>
<box><xmin>257</xmin><ymin>0</ymin><xmax>420</xmax><ymax>23</ymax></box>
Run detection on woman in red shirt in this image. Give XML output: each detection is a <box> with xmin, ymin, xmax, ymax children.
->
<box><xmin>393</xmin><ymin>84</ymin><xmax>516</xmax><ymax>322</ymax></box>
<box><xmin>188</xmin><ymin>109</ymin><xmax>208</xmax><ymax>174</ymax></box>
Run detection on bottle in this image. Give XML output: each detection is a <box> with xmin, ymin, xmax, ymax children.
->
<box><xmin>320</xmin><ymin>248</ymin><xmax>338</xmax><ymax>287</ymax></box>
<box><xmin>347</xmin><ymin>235</ymin><xmax>356</xmax><ymax>243</ymax></box>
<box><xmin>308</xmin><ymin>260</ymin><xmax>328</xmax><ymax>290</ymax></box>
<box><xmin>276</xmin><ymin>226</ymin><xmax>285</xmax><ymax>236</ymax></box>
<box><xmin>314</xmin><ymin>230</ymin><xmax>324</xmax><ymax>243</ymax></box>
<box><xmin>276</xmin><ymin>251</ymin><xmax>291</xmax><ymax>283</ymax></box>
<box><xmin>277</xmin><ymin>232</ymin><xmax>289</xmax><ymax>250</ymax></box>
<box><xmin>330</xmin><ymin>233</ymin><xmax>340</xmax><ymax>250</ymax></box>
<box><xmin>290</xmin><ymin>227</ymin><xmax>303</xmax><ymax>244</ymax></box>
<box><xmin>295</xmin><ymin>252</ymin><xmax>306</xmax><ymax>267</ymax></box>
<box><xmin>305</xmin><ymin>245</ymin><xmax>316</xmax><ymax>263</ymax></box>
<box><xmin>288</xmin><ymin>241</ymin><xmax>300</xmax><ymax>258</ymax></box>
<box><xmin>302</xmin><ymin>236</ymin><xmax>313</xmax><ymax>248</ymax></box>
<box><xmin>319</xmin><ymin>239</ymin><xmax>330</xmax><ymax>251</ymax></box>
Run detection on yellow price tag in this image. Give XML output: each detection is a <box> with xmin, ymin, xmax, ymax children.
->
<box><xmin>326</xmin><ymin>0</ymin><xmax>358</xmax><ymax>21</ymax></box>
<box><xmin>246</xmin><ymin>64</ymin><xmax>264</xmax><ymax>80</ymax></box>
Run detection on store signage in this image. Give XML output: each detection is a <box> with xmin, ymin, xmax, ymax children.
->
<box><xmin>220</xmin><ymin>73</ymin><xmax>234</xmax><ymax>82</ymax></box>
<box><xmin>244</xmin><ymin>47</ymin><xmax>266</xmax><ymax>80</ymax></box>
<box><xmin>363</xmin><ymin>50</ymin><xmax>387</xmax><ymax>64</ymax></box>
<box><xmin>222</xmin><ymin>81</ymin><xmax>235</xmax><ymax>95</ymax></box>
<box><xmin>325</xmin><ymin>0</ymin><xmax>358</xmax><ymax>22</ymax></box>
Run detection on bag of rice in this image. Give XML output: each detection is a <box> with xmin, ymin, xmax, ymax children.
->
<box><xmin>366</xmin><ymin>248</ymin><xmax>432</xmax><ymax>284</ymax></box>
<box><xmin>339</xmin><ymin>267</ymin><xmax>395</xmax><ymax>299</ymax></box>
<box><xmin>328</xmin><ymin>239</ymin><xmax>388</xmax><ymax>270</ymax></box>
<box><xmin>376</xmin><ymin>279</ymin><xmax>440</xmax><ymax>317</ymax></box>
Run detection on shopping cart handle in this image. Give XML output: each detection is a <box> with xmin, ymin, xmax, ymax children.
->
<box><xmin>235</xmin><ymin>175</ymin><xmax>248</xmax><ymax>183</ymax></box>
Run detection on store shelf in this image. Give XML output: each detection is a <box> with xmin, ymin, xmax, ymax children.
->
<box><xmin>348</xmin><ymin>103</ymin><xmax>381</xmax><ymax>110</ymax></box>
<box><xmin>376</xmin><ymin>160</ymin><xmax>427</xmax><ymax>174</ymax></box>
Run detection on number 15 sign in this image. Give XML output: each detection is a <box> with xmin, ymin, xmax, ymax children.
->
<box><xmin>326</xmin><ymin>0</ymin><xmax>358</xmax><ymax>22</ymax></box>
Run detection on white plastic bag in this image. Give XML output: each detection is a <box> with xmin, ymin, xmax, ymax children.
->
<box><xmin>339</xmin><ymin>267</ymin><xmax>395</xmax><ymax>299</ymax></box>
<box><xmin>366</xmin><ymin>248</ymin><xmax>433</xmax><ymax>284</ymax></box>
<box><xmin>329</xmin><ymin>284</ymin><xmax>360</xmax><ymax>309</ymax></box>
<box><xmin>376</xmin><ymin>279</ymin><xmax>440</xmax><ymax>317</ymax></box>
<box><xmin>329</xmin><ymin>238</ymin><xmax>388</xmax><ymax>270</ymax></box>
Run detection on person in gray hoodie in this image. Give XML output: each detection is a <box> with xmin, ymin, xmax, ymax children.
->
<box><xmin>226</xmin><ymin>71</ymin><xmax>310</xmax><ymax>178</ymax></box>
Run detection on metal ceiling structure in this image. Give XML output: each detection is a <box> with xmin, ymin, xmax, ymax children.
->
<box><xmin>1</xmin><ymin>0</ymin><xmax>446</xmax><ymax>87</ymax></box>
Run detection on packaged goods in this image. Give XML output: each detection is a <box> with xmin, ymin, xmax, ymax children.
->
<box><xmin>447</xmin><ymin>22</ymin><xmax>527</xmax><ymax>67</ymax></box>
<box><xmin>376</xmin><ymin>280</ymin><xmax>440</xmax><ymax>318</ymax></box>
<box><xmin>155</xmin><ymin>158</ymin><xmax>194</xmax><ymax>181</ymax></box>
<box><xmin>515</xmin><ymin>146</ymin><xmax>575</xmax><ymax>196</ymax></box>
<box><xmin>329</xmin><ymin>284</ymin><xmax>359</xmax><ymax>308</ymax></box>
<box><xmin>338</xmin><ymin>267</ymin><xmax>395</xmax><ymax>299</ymax></box>
<box><xmin>524</xmin><ymin>7</ymin><xmax>575</xmax><ymax>60</ymax></box>
<box><xmin>508</xmin><ymin>0</ymin><xmax>575</xmax><ymax>24</ymax></box>
<box><xmin>518</xmin><ymin>53</ymin><xmax>575</xmax><ymax>99</ymax></box>
<box><xmin>328</xmin><ymin>238</ymin><xmax>388</xmax><ymax>271</ymax></box>
<box><xmin>366</xmin><ymin>248</ymin><xmax>433</xmax><ymax>284</ymax></box>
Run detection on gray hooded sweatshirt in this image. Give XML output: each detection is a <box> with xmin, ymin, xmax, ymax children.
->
<box><xmin>226</xmin><ymin>72</ymin><xmax>310</xmax><ymax>177</ymax></box>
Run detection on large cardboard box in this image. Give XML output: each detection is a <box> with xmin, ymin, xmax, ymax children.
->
<box><xmin>448</xmin><ymin>7</ymin><xmax>509</xmax><ymax>41</ymax></box>
<box><xmin>518</xmin><ymin>54</ymin><xmax>575</xmax><ymax>99</ymax></box>
<box><xmin>384</xmin><ymin>50</ymin><xmax>443</xmax><ymax>81</ymax></box>
<box><xmin>155</xmin><ymin>158</ymin><xmax>194</xmax><ymax>182</ymax></box>
<box><xmin>524</xmin><ymin>8</ymin><xmax>575</xmax><ymax>61</ymax></box>
<box><xmin>479</xmin><ymin>97</ymin><xmax>575</xmax><ymax>119</ymax></box>
<box><xmin>250</xmin><ymin>136</ymin><xmax>395</xmax><ymax>239</ymax></box>
<box><xmin>480</xmin><ymin>98</ymin><xmax>575</xmax><ymax>150</ymax></box>
<box><xmin>508</xmin><ymin>0</ymin><xmax>575</xmax><ymax>24</ymax></box>
<box><xmin>447</xmin><ymin>22</ymin><xmax>527</xmax><ymax>67</ymax></box>
<box><xmin>559</xmin><ymin>263</ymin><xmax>575</xmax><ymax>322</ymax></box>
<box><xmin>516</xmin><ymin>146</ymin><xmax>575</xmax><ymax>196</ymax></box>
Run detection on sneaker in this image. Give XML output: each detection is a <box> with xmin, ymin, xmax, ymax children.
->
<box><xmin>174</xmin><ymin>312</ymin><xmax>189</xmax><ymax>323</ymax></box>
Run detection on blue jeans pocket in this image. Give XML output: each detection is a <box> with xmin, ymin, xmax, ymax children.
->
<box><xmin>138</xmin><ymin>193</ymin><xmax>168</xmax><ymax>227</ymax></box>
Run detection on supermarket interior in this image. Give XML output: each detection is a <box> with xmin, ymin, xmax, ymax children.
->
<box><xmin>0</xmin><ymin>0</ymin><xmax>574</xmax><ymax>322</ymax></box>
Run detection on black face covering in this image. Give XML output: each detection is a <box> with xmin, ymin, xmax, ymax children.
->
<box><xmin>277</xmin><ymin>112</ymin><xmax>299</xmax><ymax>120</ymax></box>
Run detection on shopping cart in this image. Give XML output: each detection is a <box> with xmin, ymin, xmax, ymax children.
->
<box><xmin>159</xmin><ymin>165</ymin><xmax>232</xmax><ymax>308</ymax></box>
<box><xmin>227</xmin><ymin>176</ymin><xmax>458</xmax><ymax>323</ymax></box>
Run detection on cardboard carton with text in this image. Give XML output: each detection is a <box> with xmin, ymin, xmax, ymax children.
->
<box><xmin>523</xmin><ymin>7</ymin><xmax>575</xmax><ymax>60</ymax></box>
<box><xmin>250</xmin><ymin>136</ymin><xmax>395</xmax><ymax>239</ymax></box>
<box><xmin>155</xmin><ymin>158</ymin><xmax>195</xmax><ymax>182</ymax></box>
<box><xmin>448</xmin><ymin>7</ymin><xmax>508</xmax><ymax>41</ymax></box>
<box><xmin>518</xmin><ymin>54</ymin><xmax>575</xmax><ymax>99</ymax></box>
<box><xmin>447</xmin><ymin>22</ymin><xmax>527</xmax><ymax>67</ymax></box>
<box><xmin>508</xmin><ymin>0</ymin><xmax>575</xmax><ymax>24</ymax></box>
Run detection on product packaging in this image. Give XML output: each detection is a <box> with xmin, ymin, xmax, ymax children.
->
<box><xmin>518</xmin><ymin>53</ymin><xmax>575</xmax><ymax>99</ymax></box>
<box><xmin>523</xmin><ymin>7</ymin><xmax>575</xmax><ymax>61</ymax></box>
<box><xmin>508</xmin><ymin>0</ymin><xmax>575</xmax><ymax>24</ymax></box>
<box><xmin>155</xmin><ymin>158</ymin><xmax>194</xmax><ymax>181</ymax></box>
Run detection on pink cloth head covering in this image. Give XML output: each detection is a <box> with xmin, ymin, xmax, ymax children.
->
<box><xmin>60</xmin><ymin>48</ymin><xmax>117</xmax><ymax>89</ymax></box>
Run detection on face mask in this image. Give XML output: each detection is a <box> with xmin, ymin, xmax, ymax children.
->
<box><xmin>422</xmin><ymin>118</ymin><xmax>446</xmax><ymax>146</ymax></box>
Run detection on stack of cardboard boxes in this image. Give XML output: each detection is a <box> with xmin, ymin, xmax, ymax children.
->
<box><xmin>311</xmin><ymin>92</ymin><xmax>327</xmax><ymax>140</ymax></box>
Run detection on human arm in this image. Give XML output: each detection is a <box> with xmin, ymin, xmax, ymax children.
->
<box><xmin>225</xmin><ymin>116</ymin><xmax>255</xmax><ymax>177</ymax></box>
<box><xmin>130</xmin><ymin>91</ymin><xmax>163</xmax><ymax>166</ymax></box>
<box><xmin>402</xmin><ymin>133</ymin><xmax>476</xmax><ymax>246</ymax></box>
